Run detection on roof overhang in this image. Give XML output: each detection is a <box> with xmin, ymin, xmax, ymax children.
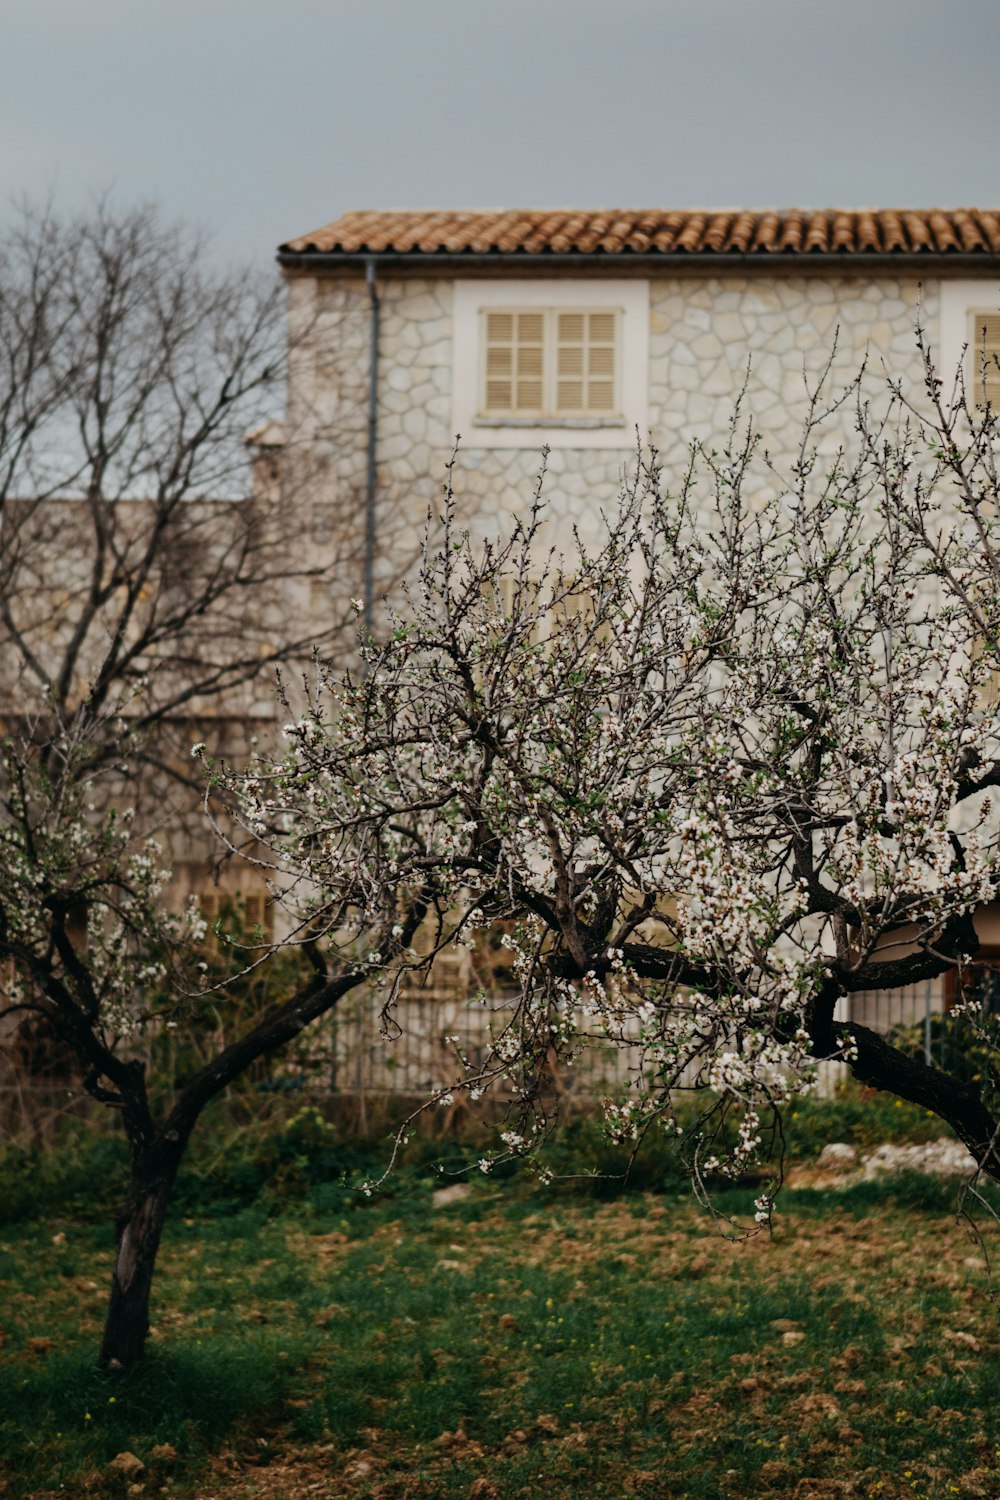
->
<box><xmin>277</xmin><ymin>248</ymin><xmax>1000</xmax><ymax>276</ymax></box>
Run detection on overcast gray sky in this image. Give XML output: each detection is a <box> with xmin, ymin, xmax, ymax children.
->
<box><xmin>4</xmin><ymin>0</ymin><xmax>999</xmax><ymax>272</ymax></box>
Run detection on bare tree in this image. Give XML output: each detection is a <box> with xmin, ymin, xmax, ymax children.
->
<box><xmin>0</xmin><ymin>201</ymin><xmax>352</xmax><ymax>786</ymax></box>
<box><xmin>0</xmin><ymin>200</ymin><xmax>395</xmax><ymax>1370</ymax></box>
<box><xmin>231</xmin><ymin>349</ymin><xmax>1000</xmax><ymax>1229</ymax></box>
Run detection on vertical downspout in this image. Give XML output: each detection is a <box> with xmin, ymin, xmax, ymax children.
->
<box><xmin>363</xmin><ymin>256</ymin><xmax>380</xmax><ymax>640</ymax></box>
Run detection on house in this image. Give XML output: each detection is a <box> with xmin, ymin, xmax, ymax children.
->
<box><xmin>277</xmin><ymin>207</ymin><xmax>1000</xmax><ymax>604</ymax></box>
<box><xmin>274</xmin><ymin>208</ymin><xmax>1000</xmax><ymax>1081</ymax></box>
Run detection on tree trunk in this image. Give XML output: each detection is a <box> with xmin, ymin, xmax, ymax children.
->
<box><xmin>99</xmin><ymin>1147</ymin><xmax>179</xmax><ymax>1371</ymax></box>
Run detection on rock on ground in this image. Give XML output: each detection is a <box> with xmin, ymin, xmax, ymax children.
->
<box><xmin>814</xmin><ymin>1138</ymin><xmax>977</xmax><ymax>1180</ymax></box>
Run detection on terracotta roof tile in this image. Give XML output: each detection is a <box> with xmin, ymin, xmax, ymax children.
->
<box><xmin>974</xmin><ymin>210</ymin><xmax>1000</xmax><ymax>253</ymax></box>
<box><xmin>801</xmin><ymin>212</ymin><xmax>827</xmax><ymax>254</ymax></box>
<box><xmin>280</xmin><ymin>208</ymin><xmax>1000</xmax><ymax>260</ymax></box>
<box><xmin>729</xmin><ymin>213</ymin><xmax>751</xmax><ymax>250</ymax></box>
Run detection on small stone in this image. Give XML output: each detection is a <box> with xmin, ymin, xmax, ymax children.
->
<box><xmin>816</xmin><ymin>1143</ymin><xmax>858</xmax><ymax>1171</ymax></box>
<box><xmin>782</xmin><ymin>1330</ymin><xmax>806</xmax><ymax>1346</ymax></box>
<box><xmin>431</xmin><ymin>1182</ymin><xmax>471</xmax><ymax>1209</ymax></box>
<box><xmin>342</xmin><ymin>1454</ymin><xmax>375</xmax><ymax>1481</ymax></box>
<box><xmin>150</xmin><ymin>1443</ymin><xmax>177</xmax><ymax>1464</ymax></box>
<box><xmin>497</xmin><ymin>1313</ymin><xmax>519</xmax><ymax>1331</ymax></box>
<box><xmin>690</xmin><ymin>332</ymin><xmax>723</xmax><ymax>360</ymax></box>
<box><xmin>51</xmin><ymin>1232</ymin><xmax>67</xmax><ymax>1246</ymax></box>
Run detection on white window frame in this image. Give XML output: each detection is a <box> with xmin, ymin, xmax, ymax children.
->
<box><xmin>452</xmin><ymin>279</ymin><xmax>649</xmax><ymax>450</ymax></box>
<box><xmin>938</xmin><ymin>281</ymin><xmax>1000</xmax><ymax>405</ymax></box>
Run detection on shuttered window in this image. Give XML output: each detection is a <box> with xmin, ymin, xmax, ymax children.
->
<box><xmin>555</xmin><ymin>311</ymin><xmax>617</xmax><ymax>414</ymax></box>
<box><xmin>484</xmin><ymin>311</ymin><xmax>544</xmax><ymax>413</ymax></box>
<box><xmin>481</xmin><ymin>308</ymin><xmax>620</xmax><ymax>419</ymax></box>
<box><xmin>199</xmin><ymin>887</ymin><xmax>271</xmax><ymax>952</ymax></box>
<box><xmin>968</xmin><ymin>311</ymin><xmax>1000</xmax><ymax>409</ymax></box>
<box><xmin>398</xmin><ymin>917</ymin><xmax>468</xmax><ymax>998</ymax></box>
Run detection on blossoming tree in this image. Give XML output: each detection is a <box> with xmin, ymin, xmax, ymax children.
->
<box><xmin>7</xmin><ymin>304</ymin><xmax>1000</xmax><ymax>1375</ymax></box>
<box><xmin>0</xmin><ymin>729</ymin><xmax>421</xmax><ymax>1369</ymax></box>
<box><xmin>232</xmin><ymin>351</ymin><xmax>1000</xmax><ymax>1220</ymax></box>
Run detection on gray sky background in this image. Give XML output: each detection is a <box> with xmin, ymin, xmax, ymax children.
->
<box><xmin>3</xmin><ymin>0</ymin><xmax>999</xmax><ymax>273</ymax></box>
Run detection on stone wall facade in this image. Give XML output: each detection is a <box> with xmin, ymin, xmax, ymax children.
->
<box><xmin>286</xmin><ymin>268</ymin><xmax>952</xmax><ymax>603</ymax></box>
<box><xmin>647</xmin><ymin>273</ymin><xmax>933</xmax><ymax>453</ymax></box>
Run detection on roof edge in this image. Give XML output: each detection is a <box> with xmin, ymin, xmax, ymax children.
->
<box><xmin>277</xmin><ymin>247</ymin><xmax>1000</xmax><ymax>273</ymax></box>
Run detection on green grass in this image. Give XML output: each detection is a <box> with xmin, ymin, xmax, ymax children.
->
<box><xmin>2</xmin><ymin>1174</ymin><xmax>1000</xmax><ymax>1499</ymax></box>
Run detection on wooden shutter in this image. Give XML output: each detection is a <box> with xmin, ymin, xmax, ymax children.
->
<box><xmin>401</xmin><ymin>918</ymin><xmax>466</xmax><ymax>997</ymax></box>
<box><xmin>549</xmin><ymin>577</ymin><xmax>611</xmax><ymax>644</ymax></box>
<box><xmin>198</xmin><ymin>887</ymin><xmax>270</xmax><ymax>948</ymax></box>
<box><xmin>199</xmin><ymin>889</ymin><xmax>222</xmax><ymax>955</ymax></box>
<box><xmin>242</xmin><ymin>890</ymin><xmax>269</xmax><ymax>937</ymax></box>
<box><xmin>556</xmin><ymin>311</ymin><xmax>617</xmax><ymax>415</ymax></box>
<box><xmin>199</xmin><ymin>890</ymin><xmax>221</xmax><ymax>923</ymax></box>
<box><xmin>484</xmin><ymin>311</ymin><xmax>545</xmax><ymax>414</ymax></box>
<box><xmin>968</xmin><ymin>312</ymin><xmax>1000</xmax><ymax>409</ymax></box>
<box><xmin>484</xmin><ymin>307</ymin><xmax>619</xmax><ymax>418</ymax></box>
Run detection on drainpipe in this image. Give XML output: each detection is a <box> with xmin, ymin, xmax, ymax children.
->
<box><xmin>363</xmin><ymin>256</ymin><xmax>380</xmax><ymax>641</ymax></box>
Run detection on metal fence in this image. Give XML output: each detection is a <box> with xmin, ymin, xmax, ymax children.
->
<box><xmin>273</xmin><ymin>977</ymin><xmax>962</xmax><ymax>1106</ymax></box>
<box><xmin>287</xmin><ymin>976</ymin><xmax>969</xmax><ymax>1105</ymax></box>
<box><xmin>842</xmin><ymin>978</ymin><xmax>948</xmax><ymax>1065</ymax></box>
<box><xmin>0</xmin><ymin>972</ymin><xmax>976</xmax><ymax>1136</ymax></box>
<box><xmin>279</xmin><ymin>986</ymin><xmax>648</xmax><ymax>1105</ymax></box>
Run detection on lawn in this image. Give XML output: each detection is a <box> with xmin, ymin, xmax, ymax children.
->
<box><xmin>2</xmin><ymin>1169</ymin><xmax>999</xmax><ymax>1499</ymax></box>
